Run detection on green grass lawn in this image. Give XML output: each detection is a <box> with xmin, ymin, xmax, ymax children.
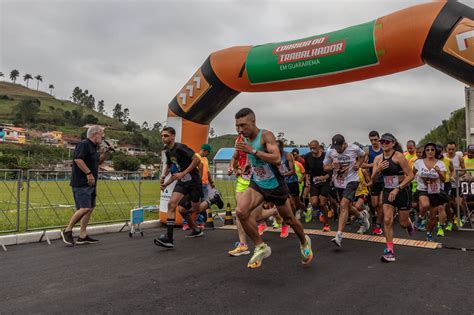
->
<box><xmin>0</xmin><ymin>178</ymin><xmax>237</xmax><ymax>233</ymax></box>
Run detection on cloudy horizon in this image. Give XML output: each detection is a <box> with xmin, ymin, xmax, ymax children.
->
<box><xmin>1</xmin><ymin>0</ymin><xmax>470</xmax><ymax>147</ymax></box>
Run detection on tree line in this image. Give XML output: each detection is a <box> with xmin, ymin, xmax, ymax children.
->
<box><xmin>1</xmin><ymin>70</ymin><xmax>55</xmax><ymax>95</ymax></box>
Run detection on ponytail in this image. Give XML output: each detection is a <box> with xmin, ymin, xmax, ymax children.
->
<box><xmin>393</xmin><ymin>141</ymin><xmax>403</xmax><ymax>153</ymax></box>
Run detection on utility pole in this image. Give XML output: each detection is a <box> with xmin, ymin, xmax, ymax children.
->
<box><xmin>465</xmin><ymin>86</ymin><xmax>474</xmax><ymax>146</ymax></box>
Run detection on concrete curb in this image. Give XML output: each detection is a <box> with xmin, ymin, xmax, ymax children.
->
<box><xmin>0</xmin><ymin>220</ymin><xmax>161</xmax><ymax>251</ymax></box>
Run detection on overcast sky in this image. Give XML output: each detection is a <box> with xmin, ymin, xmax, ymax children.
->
<box><xmin>1</xmin><ymin>0</ymin><xmax>470</xmax><ymax>147</ymax></box>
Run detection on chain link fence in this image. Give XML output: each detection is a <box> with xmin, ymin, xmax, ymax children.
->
<box><xmin>0</xmin><ymin>169</ymin><xmax>21</xmax><ymax>233</ymax></box>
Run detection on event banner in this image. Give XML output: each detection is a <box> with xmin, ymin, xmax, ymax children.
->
<box><xmin>246</xmin><ymin>21</ymin><xmax>379</xmax><ymax>84</ymax></box>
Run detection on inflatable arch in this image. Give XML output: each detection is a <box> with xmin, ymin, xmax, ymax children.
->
<box><xmin>160</xmin><ymin>1</ymin><xmax>473</xmax><ymax>222</ymax></box>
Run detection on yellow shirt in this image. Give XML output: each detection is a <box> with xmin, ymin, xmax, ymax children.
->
<box><xmin>356</xmin><ymin>169</ymin><xmax>369</xmax><ymax>197</ymax></box>
<box><xmin>441</xmin><ymin>157</ymin><xmax>451</xmax><ymax>183</ymax></box>
<box><xmin>404</xmin><ymin>152</ymin><xmax>416</xmax><ymax>161</ymax></box>
<box><xmin>464</xmin><ymin>156</ymin><xmax>474</xmax><ymax>175</ymax></box>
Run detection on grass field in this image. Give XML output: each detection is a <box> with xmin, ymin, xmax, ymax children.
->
<box><xmin>0</xmin><ymin>177</ymin><xmax>237</xmax><ymax>233</ymax></box>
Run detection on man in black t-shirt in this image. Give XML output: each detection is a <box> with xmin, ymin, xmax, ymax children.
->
<box><xmin>304</xmin><ymin>140</ymin><xmax>331</xmax><ymax>231</ymax></box>
<box><xmin>61</xmin><ymin>125</ymin><xmax>112</xmax><ymax>246</ymax></box>
<box><xmin>154</xmin><ymin>127</ymin><xmax>203</xmax><ymax>249</ymax></box>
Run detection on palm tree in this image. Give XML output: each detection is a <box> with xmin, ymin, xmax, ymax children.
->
<box><xmin>0</xmin><ymin>72</ymin><xmax>4</xmax><ymax>80</ymax></box>
<box><xmin>34</xmin><ymin>75</ymin><xmax>43</xmax><ymax>90</ymax></box>
<box><xmin>48</xmin><ymin>84</ymin><xmax>55</xmax><ymax>95</ymax></box>
<box><xmin>23</xmin><ymin>74</ymin><xmax>33</xmax><ymax>88</ymax></box>
<box><xmin>10</xmin><ymin>69</ymin><xmax>19</xmax><ymax>83</ymax></box>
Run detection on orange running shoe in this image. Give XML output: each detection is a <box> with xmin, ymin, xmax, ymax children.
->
<box><xmin>322</xmin><ymin>224</ymin><xmax>331</xmax><ymax>232</ymax></box>
<box><xmin>258</xmin><ymin>222</ymin><xmax>267</xmax><ymax>236</ymax></box>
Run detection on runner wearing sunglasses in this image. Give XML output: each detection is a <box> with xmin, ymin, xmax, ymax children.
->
<box><xmin>371</xmin><ymin>133</ymin><xmax>414</xmax><ymax>262</ymax></box>
<box><xmin>413</xmin><ymin>142</ymin><xmax>448</xmax><ymax>242</ymax></box>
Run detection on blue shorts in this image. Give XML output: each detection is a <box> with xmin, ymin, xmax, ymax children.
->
<box><xmin>72</xmin><ymin>186</ymin><xmax>97</xmax><ymax>209</ymax></box>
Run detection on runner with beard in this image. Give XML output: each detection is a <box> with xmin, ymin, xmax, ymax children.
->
<box><xmin>323</xmin><ymin>134</ymin><xmax>370</xmax><ymax>247</ymax></box>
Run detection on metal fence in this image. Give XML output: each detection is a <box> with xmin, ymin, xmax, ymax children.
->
<box><xmin>454</xmin><ymin>169</ymin><xmax>474</xmax><ymax>231</ymax></box>
<box><xmin>0</xmin><ymin>169</ymin><xmax>239</xmax><ymax>235</ymax></box>
<box><xmin>0</xmin><ymin>169</ymin><xmax>21</xmax><ymax>233</ymax></box>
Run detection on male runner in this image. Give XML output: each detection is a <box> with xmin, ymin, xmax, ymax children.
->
<box><xmin>363</xmin><ymin>131</ymin><xmax>384</xmax><ymax>235</ymax></box>
<box><xmin>234</xmin><ymin>108</ymin><xmax>313</xmax><ymax>268</ymax></box>
<box><xmin>154</xmin><ymin>127</ymin><xmax>204</xmax><ymax>249</ymax></box>
<box><xmin>324</xmin><ymin>134</ymin><xmax>370</xmax><ymax>247</ymax></box>
<box><xmin>304</xmin><ymin>140</ymin><xmax>331</xmax><ymax>231</ymax></box>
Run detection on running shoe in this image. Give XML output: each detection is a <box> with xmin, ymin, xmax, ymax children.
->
<box><xmin>280</xmin><ymin>225</ymin><xmax>289</xmax><ymax>238</ymax></box>
<box><xmin>247</xmin><ymin>243</ymin><xmax>271</xmax><ymax>269</ymax></box>
<box><xmin>197</xmin><ymin>223</ymin><xmax>205</xmax><ymax>230</ymax></box>
<box><xmin>319</xmin><ymin>214</ymin><xmax>325</xmax><ymax>223</ymax></box>
<box><xmin>331</xmin><ymin>232</ymin><xmax>342</xmax><ymax>247</ymax></box>
<box><xmin>60</xmin><ymin>230</ymin><xmax>74</xmax><ymax>246</ymax></box>
<box><xmin>445</xmin><ymin>222</ymin><xmax>454</xmax><ymax>231</ymax></box>
<box><xmin>361</xmin><ymin>210</ymin><xmax>371</xmax><ymax>231</ymax></box>
<box><xmin>185</xmin><ymin>228</ymin><xmax>203</xmax><ymax>238</ymax></box>
<box><xmin>357</xmin><ymin>225</ymin><xmax>367</xmax><ymax>234</ymax></box>
<box><xmin>304</xmin><ymin>207</ymin><xmax>313</xmax><ymax>223</ymax></box>
<box><xmin>258</xmin><ymin>222</ymin><xmax>268</xmax><ymax>235</ymax></box>
<box><xmin>437</xmin><ymin>225</ymin><xmax>445</xmax><ymax>237</ymax></box>
<box><xmin>76</xmin><ymin>235</ymin><xmax>99</xmax><ymax>245</ymax></box>
<box><xmin>228</xmin><ymin>242</ymin><xmax>250</xmax><ymax>257</ymax></box>
<box><xmin>381</xmin><ymin>248</ymin><xmax>396</xmax><ymax>262</ymax></box>
<box><xmin>328</xmin><ymin>209</ymin><xmax>335</xmax><ymax>218</ymax></box>
<box><xmin>417</xmin><ymin>219</ymin><xmax>427</xmax><ymax>231</ymax></box>
<box><xmin>154</xmin><ymin>234</ymin><xmax>174</xmax><ymax>249</ymax></box>
<box><xmin>426</xmin><ymin>232</ymin><xmax>434</xmax><ymax>242</ymax></box>
<box><xmin>182</xmin><ymin>223</ymin><xmax>190</xmax><ymax>231</ymax></box>
<box><xmin>272</xmin><ymin>220</ymin><xmax>282</xmax><ymax>229</ymax></box>
<box><xmin>300</xmin><ymin>235</ymin><xmax>313</xmax><ymax>265</ymax></box>
<box><xmin>295</xmin><ymin>210</ymin><xmax>302</xmax><ymax>220</ymax></box>
<box><xmin>322</xmin><ymin>224</ymin><xmax>331</xmax><ymax>232</ymax></box>
<box><xmin>372</xmin><ymin>227</ymin><xmax>383</xmax><ymax>236</ymax></box>
<box><xmin>209</xmin><ymin>192</ymin><xmax>224</xmax><ymax>209</ymax></box>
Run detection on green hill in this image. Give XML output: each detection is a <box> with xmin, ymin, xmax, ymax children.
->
<box><xmin>419</xmin><ymin>107</ymin><xmax>466</xmax><ymax>150</ymax></box>
<box><xmin>0</xmin><ymin>81</ymin><xmax>123</xmax><ymax>130</ymax></box>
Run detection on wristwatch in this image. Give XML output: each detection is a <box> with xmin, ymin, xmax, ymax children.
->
<box><xmin>251</xmin><ymin>148</ymin><xmax>257</xmax><ymax>155</ymax></box>
<box><xmin>85</xmin><ymin>171</ymin><xmax>92</xmax><ymax>175</ymax></box>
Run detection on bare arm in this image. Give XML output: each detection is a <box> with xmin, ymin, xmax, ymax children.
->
<box><xmin>234</xmin><ymin>130</ymin><xmax>281</xmax><ymax>165</ymax></box>
<box><xmin>74</xmin><ymin>159</ymin><xmax>95</xmax><ymax>186</ymax></box>
<box><xmin>361</xmin><ymin>148</ymin><xmax>372</xmax><ymax>169</ymax></box>
<box><xmin>370</xmin><ymin>155</ymin><xmax>382</xmax><ymax>183</ymax></box>
<box><xmin>281</xmin><ymin>153</ymin><xmax>296</xmax><ymax>176</ymax></box>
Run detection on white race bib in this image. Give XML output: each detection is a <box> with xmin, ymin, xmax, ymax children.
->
<box><xmin>334</xmin><ymin>175</ymin><xmax>346</xmax><ymax>188</ymax></box>
<box><xmin>428</xmin><ymin>182</ymin><xmax>440</xmax><ymax>194</ymax></box>
<box><xmin>253</xmin><ymin>165</ymin><xmax>274</xmax><ymax>182</ymax></box>
<box><xmin>181</xmin><ymin>173</ymin><xmax>192</xmax><ymax>182</ymax></box>
<box><xmin>384</xmin><ymin>176</ymin><xmax>400</xmax><ymax>189</ymax></box>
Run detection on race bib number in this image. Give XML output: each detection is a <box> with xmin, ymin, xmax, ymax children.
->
<box><xmin>428</xmin><ymin>182</ymin><xmax>440</xmax><ymax>194</ymax></box>
<box><xmin>253</xmin><ymin>164</ymin><xmax>274</xmax><ymax>182</ymax></box>
<box><xmin>334</xmin><ymin>176</ymin><xmax>346</xmax><ymax>188</ymax></box>
<box><xmin>384</xmin><ymin>176</ymin><xmax>399</xmax><ymax>189</ymax></box>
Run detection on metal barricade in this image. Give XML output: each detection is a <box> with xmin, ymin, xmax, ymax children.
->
<box><xmin>25</xmin><ymin>170</ymin><xmax>145</xmax><ymax>231</ymax></box>
<box><xmin>0</xmin><ymin>169</ymin><xmax>21</xmax><ymax>233</ymax></box>
<box><xmin>454</xmin><ymin>169</ymin><xmax>474</xmax><ymax>231</ymax></box>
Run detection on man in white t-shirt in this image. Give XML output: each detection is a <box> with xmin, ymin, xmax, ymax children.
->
<box><xmin>323</xmin><ymin>134</ymin><xmax>370</xmax><ymax>247</ymax></box>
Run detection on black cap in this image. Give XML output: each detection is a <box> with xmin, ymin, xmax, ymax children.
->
<box><xmin>291</xmin><ymin>148</ymin><xmax>299</xmax><ymax>154</ymax></box>
<box><xmin>380</xmin><ymin>133</ymin><xmax>397</xmax><ymax>142</ymax></box>
<box><xmin>331</xmin><ymin>134</ymin><xmax>345</xmax><ymax>150</ymax></box>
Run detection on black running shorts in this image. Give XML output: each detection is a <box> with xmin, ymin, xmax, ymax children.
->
<box><xmin>173</xmin><ymin>180</ymin><xmax>203</xmax><ymax>203</ymax></box>
<box><xmin>310</xmin><ymin>182</ymin><xmax>330</xmax><ymax>197</ymax></box>
<box><xmin>335</xmin><ymin>181</ymin><xmax>359</xmax><ymax>203</ymax></box>
<box><xmin>249</xmin><ymin>181</ymin><xmax>289</xmax><ymax>206</ymax></box>
<box><xmin>382</xmin><ymin>187</ymin><xmax>411</xmax><ymax>211</ymax></box>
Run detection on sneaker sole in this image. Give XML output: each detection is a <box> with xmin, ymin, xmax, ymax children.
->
<box><xmin>229</xmin><ymin>250</ymin><xmax>250</xmax><ymax>257</ymax></box>
<box><xmin>60</xmin><ymin>232</ymin><xmax>74</xmax><ymax>246</ymax></box>
<box><xmin>331</xmin><ymin>238</ymin><xmax>342</xmax><ymax>248</ymax></box>
<box><xmin>154</xmin><ymin>239</ymin><xmax>174</xmax><ymax>248</ymax></box>
<box><xmin>185</xmin><ymin>232</ymin><xmax>204</xmax><ymax>238</ymax></box>
<box><xmin>381</xmin><ymin>256</ymin><xmax>396</xmax><ymax>262</ymax></box>
<box><xmin>301</xmin><ymin>236</ymin><xmax>313</xmax><ymax>266</ymax></box>
<box><xmin>76</xmin><ymin>241</ymin><xmax>99</xmax><ymax>245</ymax></box>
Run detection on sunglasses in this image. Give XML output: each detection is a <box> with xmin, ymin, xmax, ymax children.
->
<box><xmin>380</xmin><ymin>140</ymin><xmax>392</xmax><ymax>145</ymax></box>
<box><xmin>425</xmin><ymin>148</ymin><xmax>435</xmax><ymax>152</ymax></box>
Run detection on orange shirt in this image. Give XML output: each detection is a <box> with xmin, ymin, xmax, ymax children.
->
<box><xmin>196</xmin><ymin>153</ymin><xmax>209</xmax><ymax>184</ymax></box>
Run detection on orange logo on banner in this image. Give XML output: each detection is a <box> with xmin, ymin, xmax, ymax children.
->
<box><xmin>443</xmin><ymin>17</ymin><xmax>474</xmax><ymax>66</ymax></box>
<box><xmin>176</xmin><ymin>69</ymin><xmax>211</xmax><ymax>113</ymax></box>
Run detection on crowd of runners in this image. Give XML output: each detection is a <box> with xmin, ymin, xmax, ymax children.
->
<box><xmin>154</xmin><ymin>107</ymin><xmax>473</xmax><ymax>268</ymax></box>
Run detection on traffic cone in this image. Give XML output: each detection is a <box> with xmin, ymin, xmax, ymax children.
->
<box><xmin>224</xmin><ymin>203</ymin><xmax>234</xmax><ymax>225</ymax></box>
<box><xmin>205</xmin><ymin>208</ymin><xmax>214</xmax><ymax>229</ymax></box>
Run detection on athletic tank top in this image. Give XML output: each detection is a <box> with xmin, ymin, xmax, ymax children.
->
<box><xmin>279</xmin><ymin>152</ymin><xmax>298</xmax><ymax>183</ymax></box>
<box><xmin>441</xmin><ymin>156</ymin><xmax>451</xmax><ymax>183</ymax></box>
<box><xmin>382</xmin><ymin>151</ymin><xmax>403</xmax><ymax>189</ymax></box>
<box><xmin>246</xmin><ymin>129</ymin><xmax>281</xmax><ymax>189</ymax></box>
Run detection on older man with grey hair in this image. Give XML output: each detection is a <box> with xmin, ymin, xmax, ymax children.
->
<box><xmin>61</xmin><ymin>125</ymin><xmax>112</xmax><ymax>245</ymax></box>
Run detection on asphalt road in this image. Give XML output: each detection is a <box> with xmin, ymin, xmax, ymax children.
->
<box><xmin>1</xmin><ymin>221</ymin><xmax>473</xmax><ymax>314</ymax></box>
